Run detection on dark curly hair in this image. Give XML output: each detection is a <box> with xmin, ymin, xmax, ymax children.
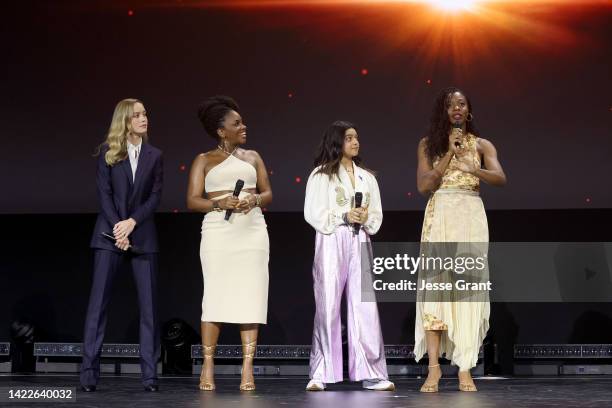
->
<box><xmin>197</xmin><ymin>95</ymin><xmax>240</xmax><ymax>140</ymax></box>
<box><xmin>314</xmin><ymin>120</ymin><xmax>369</xmax><ymax>178</ymax></box>
<box><xmin>424</xmin><ymin>87</ymin><xmax>479</xmax><ymax>163</ymax></box>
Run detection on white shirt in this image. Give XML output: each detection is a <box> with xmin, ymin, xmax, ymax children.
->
<box><xmin>304</xmin><ymin>162</ymin><xmax>383</xmax><ymax>235</ymax></box>
<box><xmin>127</xmin><ymin>141</ymin><xmax>141</xmax><ymax>181</ymax></box>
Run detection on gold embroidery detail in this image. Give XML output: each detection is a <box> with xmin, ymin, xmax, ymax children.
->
<box><xmin>364</xmin><ymin>192</ymin><xmax>371</xmax><ymax>208</ymax></box>
<box><xmin>335</xmin><ymin>186</ymin><xmax>349</xmax><ymax>206</ymax></box>
<box><xmin>421</xmin><ymin>194</ymin><xmax>437</xmax><ymax>242</ymax></box>
<box><xmin>433</xmin><ymin>133</ymin><xmax>480</xmax><ymax>192</ymax></box>
<box><xmin>423</xmin><ymin>313</ymin><xmax>448</xmax><ymax>331</ymax></box>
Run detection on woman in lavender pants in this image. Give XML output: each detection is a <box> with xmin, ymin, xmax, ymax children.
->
<box><xmin>303</xmin><ymin>120</ymin><xmax>394</xmax><ymax>392</ymax></box>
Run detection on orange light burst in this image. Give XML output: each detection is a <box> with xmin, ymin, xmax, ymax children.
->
<box><xmin>170</xmin><ymin>1</ymin><xmax>606</xmax><ymax>48</ymax></box>
<box><xmin>382</xmin><ymin>1</ymin><xmax>586</xmax><ymax>76</ymax></box>
<box><xmin>130</xmin><ymin>0</ymin><xmax>610</xmax><ymax>76</ymax></box>
<box><xmin>427</xmin><ymin>0</ymin><xmax>478</xmax><ymax>12</ymax></box>
<box><xmin>162</xmin><ymin>0</ymin><xmax>608</xmax><ymax>7</ymax></box>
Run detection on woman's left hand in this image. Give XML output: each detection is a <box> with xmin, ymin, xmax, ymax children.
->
<box><xmin>237</xmin><ymin>194</ymin><xmax>257</xmax><ymax>214</ymax></box>
<box><xmin>357</xmin><ymin>207</ymin><xmax>368</xmax><ymax>224</ymax></box>
<box><xmin>113</xmin><ymin>218</ymin><xmax>136</xmax><ymax>240</ymax></box>
<box><xmin>350</xmin><ymin>207</ymin><xmax>368</xmax><ymax>224</ymax></box>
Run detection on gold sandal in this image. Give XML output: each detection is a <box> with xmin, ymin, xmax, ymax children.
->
<box><xmin>458</xmin><ymin>370</ymin><xmax>477</xmax><ymax>392</ymax></box>
<box><xmin>459</xmin><ymin>382</ymin><xmax>478</xmax><ymax>392</ymax></box>
<box><xmin>199</xmin><ymin>345</ymin><xmax>216</xmax><ymax>391</ymax></box>
<box><xmin>240</xmin><ymin>341</ymin><xmax>256</xmax><ymax>391</ymax></box>
<box><xmin>420</xmin><ymin>364</ymin><xmax>441</xmax><ymax>393</ymax></box>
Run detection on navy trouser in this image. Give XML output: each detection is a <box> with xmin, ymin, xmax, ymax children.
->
<box><xmin>80</xmin><ymin>249</ymin><xmax>159</xmax><ymax>387</ymax></box>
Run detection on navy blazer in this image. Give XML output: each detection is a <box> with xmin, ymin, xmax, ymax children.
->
<box><xmin>90</xmin><ymin>143</ymin><xmax>163</xmax><ymax>254</ymax></box>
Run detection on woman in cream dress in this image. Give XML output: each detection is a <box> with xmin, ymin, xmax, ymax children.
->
<box><xmin>187</xmin><ymin>96</ymin><xmax>272</xmax><ymax>392</ymax></box>
<box><xmin>414</xmin><ymin>87</ymin><xmax>506</xmax><ymax>392</ymax></box>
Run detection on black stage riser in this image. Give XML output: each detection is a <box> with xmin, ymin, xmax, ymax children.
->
<box><xmin>3</xmin><ymin>210</ymin><xmax>612</xmax><ymax>375</ymax></box>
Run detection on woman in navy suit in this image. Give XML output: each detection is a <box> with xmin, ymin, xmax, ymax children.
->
<box><xmin>80</xmin><ymin>98</ymin><xmax>163</xmax><ymax>392</ymax></box>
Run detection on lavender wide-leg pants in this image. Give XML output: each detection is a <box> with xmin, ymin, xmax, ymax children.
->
<box><xmin>309</xmin><ymin>225</ymin><xmax>389</xmax><ymax>383</ymax></box>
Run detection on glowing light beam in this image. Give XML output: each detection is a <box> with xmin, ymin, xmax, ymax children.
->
<box><xmin>427</xmin><ymin>0</ymin><xmax>478</xmax><ymax>12</ymax></box>
<box><xmin>102</xmin><ymin>0</ymin><xmax>609</xmax><ymax>78</ymax></box>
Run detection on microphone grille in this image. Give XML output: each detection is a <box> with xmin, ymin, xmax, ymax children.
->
<box><xmin>355</xmin><ymin>192</ymin><xmax>363</xmax><ymax>206</ymax></box>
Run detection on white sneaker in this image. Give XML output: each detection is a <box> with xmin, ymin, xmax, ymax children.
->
<box><xmin>362</xmin><ymin>379</ymin><xmax>395</xmax><ymax>391</ymax></box>
<box><xmin>305</xmin><ymin>379</ymin><xmax>326</xmax><ymax>391</ymax></box>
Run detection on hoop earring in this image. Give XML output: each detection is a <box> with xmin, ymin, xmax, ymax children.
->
<box><xmin>466</xmin><ymin>113</ymin><xmax>474</xmax><ymax>122</ymax></box>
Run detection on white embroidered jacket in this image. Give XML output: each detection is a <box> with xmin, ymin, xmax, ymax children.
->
<box><xmin>304</xmin><ymin>162</ymin><xmax>383</xmax><ymax>235</ymax></box>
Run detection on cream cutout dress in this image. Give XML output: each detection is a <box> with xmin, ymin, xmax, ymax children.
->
<box><xmin>200</xmin><ymin>154</ymin><xmax>269</xmax><ymax>324</ymax></box>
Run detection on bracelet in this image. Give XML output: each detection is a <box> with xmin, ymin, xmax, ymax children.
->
<box><xmin>255</xmin><ymin>194</ymin><xmax>262</xmax><ymax>207</ymax></box>
<box><xmin>342</xmin><ymin>212</ymin><xmax>350</xmax><ymax>225</ymax></box>
<box><xmin>212</xmin><ymin>201</ymin><xmax>222</xmax><ymax>212</ymax></box>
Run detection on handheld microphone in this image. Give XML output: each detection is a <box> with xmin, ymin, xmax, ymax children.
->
<box><xmin>453</xmin><ymin>121</ymin><xmax>463</xmax><ymax>148</ymax></box>
<box><xmin>353</xmin><ymin>192</ymin><xmax>363</xmax><ymax>235</ymax></box>
<box><xmin>101</xmin><ymin>232</ymin><xmax>144</xmax><ymax>255</ymax></box>
<box><xmin>225</xmin><ymin>179</ymin><xmax>245</xmax><ymax>221</ymax></box>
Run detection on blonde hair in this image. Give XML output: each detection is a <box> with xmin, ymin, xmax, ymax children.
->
<box><xmin>96</xmin><ymin>98</ymin><xmax>148</xmax><ymax>166</ymax></box>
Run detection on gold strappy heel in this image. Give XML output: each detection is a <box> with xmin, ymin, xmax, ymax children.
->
<box><xmin>420</xmin><ymin>364</ymin><xmax>441</xmax><ymax>393</ymax></box>
<box><xmin>199</xmin><ymin>345</ymin><xmax>216</xmax><ymax>391</ymax></box>
<box><xmin>240</xmin><ymin>341</ymin><xmax>257</xmax><ymax>391</ymax></box>
<box><xmin>459</xmin><ymin>382</ymin><xmax>478</xmax><ymax>392</ymax></box>
<box><xmin>458</xmin><ymin>370</ymin><xmax>477</xmax><ymax>392</ymax></box>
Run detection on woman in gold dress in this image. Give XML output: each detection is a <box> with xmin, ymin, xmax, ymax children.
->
<box><xmin>414</xmin><ymin>87</ymin><xmax>506</xmax><ymax>392</ymax></box>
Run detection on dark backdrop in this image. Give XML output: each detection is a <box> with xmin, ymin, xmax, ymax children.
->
<box><xmin>1</xmin><ymin>1</ymin><xmax>611</xmax><ymax>213</ymax></box>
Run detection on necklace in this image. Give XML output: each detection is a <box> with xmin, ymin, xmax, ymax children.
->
<box><xmin>217</xmin><ymin>144</ymin><xmax>237</xmax><ymax>156</ymax></box>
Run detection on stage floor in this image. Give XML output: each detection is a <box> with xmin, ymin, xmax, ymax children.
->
<box><xmin>1</xmin><ymin>375</ymin><xmax>612</xmax><ymax>407</ymax></box>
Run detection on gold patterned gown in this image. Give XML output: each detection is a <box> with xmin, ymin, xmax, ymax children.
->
<box><xmin>413</xmin><ymin>134</ymin><xmax>490</xmax><ymax>371</ymax></box>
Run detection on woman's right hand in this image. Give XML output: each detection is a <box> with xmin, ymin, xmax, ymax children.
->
<box><xmin>216</xmin><ymin>196</ymin><xmax>241</xmax><ymax>211</ymax></box>
<box><xmin>448</xmin><ymin>128</ymin><xmax>463</xmax><ymax>155</ymax></box>
<box><xmin>115</xmin><ymin>237</ymin><xmax>130</xmax><ymax>251</ymax></box>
